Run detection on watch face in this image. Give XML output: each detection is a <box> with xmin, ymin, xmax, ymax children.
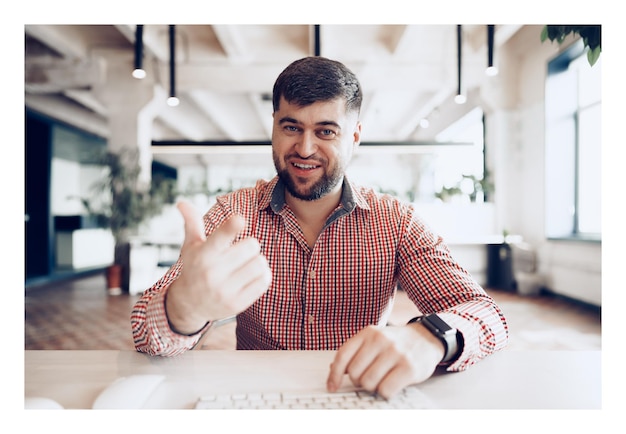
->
<box><xmin>424</xmin><ymin>314</ymin><xmax>453</xmax><ymax>334</ymax></box>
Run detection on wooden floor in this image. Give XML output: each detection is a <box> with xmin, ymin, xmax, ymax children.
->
<box><xmin>24</xmin><ymin>272</ymin><xmax>602</xmax><ymax>352</ymax></box>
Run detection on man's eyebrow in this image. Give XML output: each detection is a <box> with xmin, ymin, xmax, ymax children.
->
<box><xmin>278</xmin><ymin>117</ymin><xmax>341</xmax><ymax>129</ymax></box>
<box><xmin>278</xmin><ymin>116</ymin><xmax>299</xmax><ymax>125</ymax></box>
<box><xmin>317</xmin><ymin>120</ymin><xmax>341</xmax><ymax>129</ymax></box>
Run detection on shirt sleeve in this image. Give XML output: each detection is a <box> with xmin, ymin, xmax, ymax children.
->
<box><xmin>395</xmin><ymin>206</ymin><xmax>510</xmax><ymax>371</ymax></box>
<box><xmin>130</xmin><ymin>261</ymin><xmax>212</xmax><ymax>356</ymax></box>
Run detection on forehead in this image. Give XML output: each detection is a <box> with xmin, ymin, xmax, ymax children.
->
<box><xmin>275</xmin><ymin>96</ymin><xmax>351</xmax><ymax>122</ymax></box>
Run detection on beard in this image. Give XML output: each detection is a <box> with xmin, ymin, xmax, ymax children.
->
<box><xmin>273</xmin><ymin>152</ymin><xmax>344</xmax><ymax>201</ymax></box>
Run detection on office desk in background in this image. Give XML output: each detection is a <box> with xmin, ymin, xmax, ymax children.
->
<box><xmin>24</xmin><ymin>349</ymin><xmax>601</xmax><ymax>410</ymax></box>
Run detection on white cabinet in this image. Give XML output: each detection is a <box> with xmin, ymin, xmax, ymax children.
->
<box><xmin>56</xmin><ymin>229</ymin><xmax>114</xmax><ymax>269</ymax></box>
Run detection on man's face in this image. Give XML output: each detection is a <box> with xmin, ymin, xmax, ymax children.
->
<box><xmin>271</xmin><ymin>96</ymin><xmax>361</xmax><ymax>201</ymax></box>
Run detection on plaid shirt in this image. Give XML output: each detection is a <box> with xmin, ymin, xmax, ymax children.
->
<box><xmin>131</xmin><ymin>176</ymin><xmax>508</xmax><ymax>371</ymax></box>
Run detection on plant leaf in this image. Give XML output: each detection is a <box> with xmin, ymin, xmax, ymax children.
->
<box><xmin>587</xmin><ymin>46</ymin><xmax>601</xmax><ymax>66</ymax></box>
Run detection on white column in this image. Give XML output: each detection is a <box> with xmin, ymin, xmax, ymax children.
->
<box><xmin>92</xmin><ymin>51</ymin><xmax>166</xmax><ymax>183</ymax></box>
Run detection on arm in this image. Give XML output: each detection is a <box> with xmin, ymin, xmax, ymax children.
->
<box><xmin>394</xmin><ymin>211</ymin><xmax>509</xmax><ymax>371</ymax></box>
<box><xmin>327</xmin><ymin>205</ymin><xmax>508</xmax><ymax>397</ymax></box>
<box><xmin>131</xmin><ymin>200</ymin><xmax>272</xmax><ymax>356</ymax></box>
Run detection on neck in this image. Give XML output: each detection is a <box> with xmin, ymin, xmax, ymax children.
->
<box><xmin>287</xmin><ymin>188</ymin><xmax>341</xmax><ymax>224</ymax></box>
<box><xmin>286</xmin><ymin>184</ymin><xmax>343</xmax><ymax>247</ymax></box>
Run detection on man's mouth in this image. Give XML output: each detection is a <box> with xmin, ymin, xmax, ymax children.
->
<box><xmin>292</xmin><ymin>162</ymin><xmax>320</xmax><ymax>170</ymax></box>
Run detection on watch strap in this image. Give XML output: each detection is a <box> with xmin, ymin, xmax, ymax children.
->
<box><xmin>408</xmin><ymin>313</ymin><xmax>460</xmax><ymax>364</ymax></box>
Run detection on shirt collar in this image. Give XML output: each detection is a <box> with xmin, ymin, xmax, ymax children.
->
<box><xmin>263</xmin><ymin>176</ymin><xmax>370</xmax><ymax>214</ymax></box>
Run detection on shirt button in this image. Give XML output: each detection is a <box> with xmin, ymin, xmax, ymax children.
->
<box><xmin>309</xmin><ymin>269</ymin><xmax>316</xmax><ymax>279</ymax></box>
<box><xmin>308</xmin><ymin>315</ymin><xmax>315</xmax><ymax>324</ymax></box>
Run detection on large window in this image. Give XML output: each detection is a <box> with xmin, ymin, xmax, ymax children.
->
<box><xmin>545</xmin><ymin>41</ymin><xmax>602</xmax><ymax>241</ymax></box>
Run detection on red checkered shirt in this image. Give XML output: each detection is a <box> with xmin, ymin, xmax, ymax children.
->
<box><xmin>131</xmin><ymin>176</ymin><xmax>509</xmax><ymax>371</ymax></box>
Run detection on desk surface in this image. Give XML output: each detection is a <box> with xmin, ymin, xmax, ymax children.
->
<box><xmin>24</xmin><ymin>349</ymin><xmax>601</xmax><ymax>409</ymax></box>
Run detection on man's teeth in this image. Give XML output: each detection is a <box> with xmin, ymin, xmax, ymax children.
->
<box><xmin>293</xmin><ymin>163</ymin><xmax>317</xmax><ymax>169</ymax></box>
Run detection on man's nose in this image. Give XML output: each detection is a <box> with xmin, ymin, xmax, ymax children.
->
<box><xmin>294</xmin><ymin>131</ymin><xmax>317</xmax><ymax>157</ymax></box>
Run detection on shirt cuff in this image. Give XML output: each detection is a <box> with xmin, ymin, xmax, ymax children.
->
<box><xmin>146</xmin><ymin>291</ymin><xmax>210</xmax><ymax>350</ymax></box>
<box><xmin>436</xmin><ymin>311</ymin><xmax>476</xmax><ymax>371</ymax></box>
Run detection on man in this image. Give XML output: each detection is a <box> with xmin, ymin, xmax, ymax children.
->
<box><xmin>131</xmin><ymin>56</ymin><xmax>509</xmax><ymax>399</ymax></box>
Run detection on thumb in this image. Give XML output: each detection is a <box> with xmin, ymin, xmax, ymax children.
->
<box><xmin>177</xmin><ymin>200</ymin><xmax>207</xmax><ymax>244</ymax></box>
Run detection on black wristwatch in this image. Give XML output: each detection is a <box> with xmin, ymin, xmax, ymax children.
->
<box><xmin>408</xmin><ymin>313</ymin><xmax>461</xmax><ymax>364</ymax></box>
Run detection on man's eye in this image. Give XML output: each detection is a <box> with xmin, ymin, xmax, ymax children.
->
<box><xmin>319</xmin><ymin>129</ymin><xmax>336</xmax><ymax>137</ymax></box>
<box><xmin>284</xmin><ymin>125</ymin><xmax>299</xmax><ymax>132</ymax></box>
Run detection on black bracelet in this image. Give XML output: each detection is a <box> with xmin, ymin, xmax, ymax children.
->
<box><xmin>168</xmin><ymin>318</ymin><xmax>211</xmax><ymax>337</ymax></box>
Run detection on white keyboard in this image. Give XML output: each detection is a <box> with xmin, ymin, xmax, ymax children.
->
<box><xmin>195</xmin><ymin>387</ymin><xmax>435</xmax><ymax>409</ymax></box>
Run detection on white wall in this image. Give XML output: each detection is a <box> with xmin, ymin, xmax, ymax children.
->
<box><xmin>51</xmin><ymin>158</ymin><xmax>107</xmax><ymax>216</ymax></box>
<box><xmin>486</xmin><ymin>26</ymin><xmax>601</xmax><ymax>305</ymax></box>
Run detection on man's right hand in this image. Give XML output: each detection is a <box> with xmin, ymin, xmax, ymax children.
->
<box><xmin>165</xmin><ymin>200</ymin><xmax>272</xmax><ymax>335</ymax></box>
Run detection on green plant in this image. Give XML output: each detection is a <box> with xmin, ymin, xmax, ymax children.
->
<box><xmin>435</xmin><ymin>185</ymin><xmax>463</xmax><ymax>202</ymax></box>
<box><xmin>86</xmin><ymin>148</ymin><xmax>174</xmax><ymax>245</ymax></box>
<box><xmin>541</xmin><ymin>25</ymin><xmax>601</xmax><ymax>66</ymax></box>
<box><xmin>82</xmin><ymin>148</ymin><xmax>176</xmax><ymax>292</ymax></box>
<box><xmin>435</xmin><ymin>173</ymin><xmax>493</xmax><ymax>203</ymax></box>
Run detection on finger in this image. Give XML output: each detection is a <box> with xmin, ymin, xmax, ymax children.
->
<box><xmin>231</xmin><ymin>251</ymin><xmax>272</xmax><ymax>297</ymax></box>
<box><xmin>219</xmin><ymin>239</ymin><xmax>268</xmax><ymax>283</ymax></box>
<box><xmin>222</xmin><ymin>256</ymin><xmax>272</xmax><ymax>313</ymax></box>
<box><xmin>344</xmin><ymin>344</ymin><xmax>380</xmax><ymax>391</ymax></box>
<box><xmin>177</xmin><ymin>200</ymin><xmax>207</xmax><ymax>244</ymax></box>
<box><xmin>327</xmin><ymin>333</ymin><xmax>364</xmax><ymax>392</ymax></box>
<box><xmin>205</xmin><ymin>239</ymin><xmax>269</xmax><ymax>296</ymax></box>
<box><xmin>204</xmin><ymin>214</ymin><xmax>246</xmax><ymax>254</ymax></box>
<box><xmin>356</xmin><ymin>351</ymin><xmax>398</xmax><ymax>397</ymax></box>
<box><xmin>373</xmin><ymin>364</ymin><xmax>410</xmax><ymax>400</ymax></box>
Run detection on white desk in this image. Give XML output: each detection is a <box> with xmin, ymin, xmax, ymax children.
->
<box><xmin>24</xmin><ymin>349</ymin><xmax>601</xmax><ymax>409</ymax></box>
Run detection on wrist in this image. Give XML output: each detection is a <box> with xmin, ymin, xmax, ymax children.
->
<box><xmin>164</xmin><ymin>284</ymin><xmax>211</xmax><ymax>336</ymax></box>
<box><xmin>408</xmin><ymin>314</ymin><xmax>462</xmax><ymax>365</ymax></box>
<box><xmin>409</xmin><ymin>320</ymin><xmax>446</xmax><ymax>362</ymax></box>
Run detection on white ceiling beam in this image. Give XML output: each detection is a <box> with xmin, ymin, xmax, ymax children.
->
<box><xmin>154</xmin><ymin>95</ymin><xmax>225</xmax><ymax>142</ymax></box>
<box><xmin>25</xmin><ymin>94</ymin><xmax>109</xmax><ymax>139</ymax></box>
<box><xmin>25</xmin><ymin>25</ymin><xmax>89</xmax><ymax>59</ymax></box>
<box><xmin>248</xmin><ymin>93</ymin><xmax>273</xmax><ymax>140</ymax></box>
<box><xmin>188</xmin><ymin>90</ymin><xmax>270</xmax><ymax>142</ymax></box>
<box><xmin>400</xmin><ymin>87</ymin><xmax>456</xmax><ymax>139</ymax></box>
<box><xmin>212</xmin><ymin>25</ymin><xmax>250</xmax><ymax>61</ymax></box>
<box><xmin>63</xmin><ymin>89</ymin><xmax>108</xmax><ymax>116</ymax></box>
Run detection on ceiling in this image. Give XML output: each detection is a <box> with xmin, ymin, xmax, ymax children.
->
<box><xmin>24</xmin><ymin>24</ymin><xmax>523</xmax><ymax>168</ymax></box>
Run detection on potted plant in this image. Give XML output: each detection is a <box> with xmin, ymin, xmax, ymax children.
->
<box><xmin>83</xmin><ymin>147</ymin><xmax>176</xmax><ymax>295</ymax></box>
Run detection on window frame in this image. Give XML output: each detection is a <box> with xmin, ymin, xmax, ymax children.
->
<box><xmin>545</xmin><ymin>41</ymin><xmax>602</xmax><ymax>243</ymax></box>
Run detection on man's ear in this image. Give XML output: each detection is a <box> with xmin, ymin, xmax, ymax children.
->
<box><xmin>353</xmin><ymin>121</ymin><xmax>362</xmax><ymax>149</ymax></box>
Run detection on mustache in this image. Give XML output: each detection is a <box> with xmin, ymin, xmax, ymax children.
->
<box><xmin>285</xmin><ymin>153</ymin><xmax>325</xmax><ymax>164</ymax></box>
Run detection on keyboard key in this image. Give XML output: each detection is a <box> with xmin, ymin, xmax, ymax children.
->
<box><xmin>195</xmin><ymin>387</ymin><xmax>435</xmax><ymax>409</ymax></box>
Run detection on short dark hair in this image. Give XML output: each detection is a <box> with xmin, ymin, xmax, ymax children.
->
<box><xmin>272</xmin><ymin>56</ymin><xmax>362</xmax><ymax>115</ymax></box>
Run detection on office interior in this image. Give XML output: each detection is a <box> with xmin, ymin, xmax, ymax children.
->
<box><xmin>24</xmin><ymin>24</ymin><xmax>601</xmax><ymax>316</ymax></box>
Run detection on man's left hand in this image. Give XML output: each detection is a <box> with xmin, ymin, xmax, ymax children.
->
<box><xmin>326</xmin><ymin>323</ymin><xmax>444</xmax><ymax>399</ymax></box>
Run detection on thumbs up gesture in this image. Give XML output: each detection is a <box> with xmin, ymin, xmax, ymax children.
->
<box><xmin>165</xmin><ymin>200</ymin><xmax>272</xmax><ymax>335</ymax></box>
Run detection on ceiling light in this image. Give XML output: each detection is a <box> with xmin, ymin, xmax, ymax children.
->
<box><xmin>486</xmin><ymin>25</ymin><xmax>499</xmax><ymax>76</ymax></box>
<box><xmin>485</xmin><ymin>66</ymin><xmax>499</xmax><ymax>76</ymax></box>
<box><xmin>132</xmin><ymin>25</ymin><xmax>146</xmax><ymax>79</ymax></box>
<box><xmin>455</xmin><ymin>25</ymin><xmax>466</xmax><ymax>104</ymax></box>
<box><xmin>313</xmin><ymin>24</ymin><xmax>321</xmax><ymax>56</ymax></box>
<box><xmin>168</xmin><ymin>25</ymin><xmax>178</xmax><ymax>107</ymax></box>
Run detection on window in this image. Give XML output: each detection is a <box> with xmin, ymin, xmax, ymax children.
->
<box><xmin>434</xmin><ymin>107</ymin><xmax>487</xmax><ymax>202</ymax></box>
<box><xmin>545</xmin><ymin>41</ymin><xmax>601</xmax><ymax>241</ymax></box>
<box><xmin>346</xmin><ymin>107</ymin><xmax>486</xmax><ymax>204</ymax></box>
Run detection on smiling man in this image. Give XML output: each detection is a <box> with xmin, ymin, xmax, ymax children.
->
<box><xmin>131</xmin><ymin>56</ymin><xmax>509</xmax><ymax>399</ymax></box>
